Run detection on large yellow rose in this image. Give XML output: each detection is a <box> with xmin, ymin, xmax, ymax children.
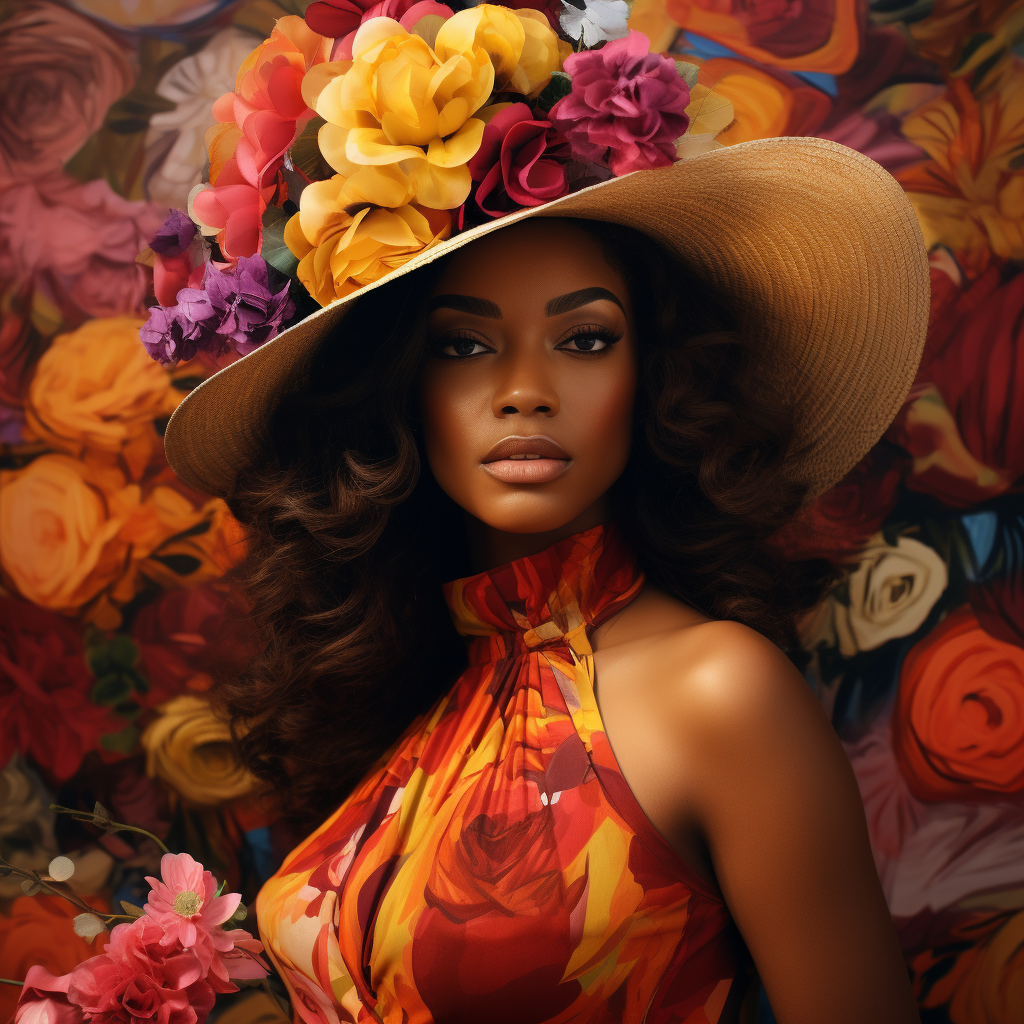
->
<box><xmin>142</xmin><ymin>693</ymin><xmax>255</xmax><ymax>805</ymax></box>
<box><xmin>285</xmin><ymin>171</ymin><xmax>450</xmax><ymax>304</ymax></box>
<box><xmin>435</xmin><ymin>5</ymin><xmax>568</xmax><ymax>98</ymax></box>
<box><xmin>24</xmin><ymin>317</ymin><xmax>178</xmax><ymax>477</ymax></box>
<box><xmin>316</xmin><ymin>18</ymin><xmax>491</xmax><ymax>210</ymax></box>
<box><xmin>0</xmin><ymin>454</ymin><xmax>140</xmax><ymax>613</ymax></box>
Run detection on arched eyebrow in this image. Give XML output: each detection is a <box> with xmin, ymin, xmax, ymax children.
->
<box><xmin>545</xmin><ymin>287</ymin><xmax>625</xmax><ymax>316</ymax></box>
<box><xmin>429</xmin><ymin>294</ymin><xmax>503</xmax><ymax>318</ymax></box>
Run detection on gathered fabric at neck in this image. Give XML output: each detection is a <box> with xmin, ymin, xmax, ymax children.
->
<box><xmin>256</xmin><ymin>522</ymin><xmax>745</xmax><ymax>1024</ymax></box>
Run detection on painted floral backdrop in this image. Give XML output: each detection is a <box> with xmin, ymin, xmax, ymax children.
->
<box><xmin>0</xmin><ymin>0</ymin><xmax>1022</xmax><ymax>1022</ymax></box>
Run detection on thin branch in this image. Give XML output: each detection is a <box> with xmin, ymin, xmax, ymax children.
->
<box><xmin>0</xmin><ymin>978</ymin><xmax>25</xmax><ymax>987</ymax></box>
<box><xmin>0</xmin><ymin>857</ymin><xmax>130</xmax><ymax>926</ymax></box>
<box><xmin>49</xmin><ymin>804</ymin><xmax>171</xmax><ymax>856</ymax></box>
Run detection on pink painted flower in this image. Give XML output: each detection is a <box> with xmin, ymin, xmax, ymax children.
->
<box><xmin>14</xmin><ymin>966</ymin><xmax>82</xmax><ymax>1024</ymax></box>
<box><xmin>467</xmin><ymin>103</ymin><xmax>571</xmax><ymax>217</ymax></box>
<box><xmin>143</xmin><ymin>852</ymin><xmax>269</xmax><ymax>988</ymax></box>
<box><xmin>144</xmin><ymin>853</ymin><xmax>239</xmax><ymax>955</ymax></box>
<box><xmin>549</xmin><ymin>30</ymin><xmax>690</xmax><ymax>176</ymax></box>
<box><xmin>67</xmin><ymin>917</ymin><xmax>215</xmax><ymax>1024</ymax></box>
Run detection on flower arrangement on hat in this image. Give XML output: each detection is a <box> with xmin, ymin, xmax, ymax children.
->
<box><xmin>139</xmin><ymin>1</ymin><xmax>715</xmax><ymax>363</ymax></box>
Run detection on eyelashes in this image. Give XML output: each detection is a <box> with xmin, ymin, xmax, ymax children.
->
<box><xmin>432</xmin><ymin>325</ymin><xmax>624</xmax><ymax>359</ymax></box>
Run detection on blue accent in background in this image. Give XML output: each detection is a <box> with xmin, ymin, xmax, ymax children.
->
<box><xmin>681</xmin><ymin>32</ymin><xmax>839</xmax><ymax>96</ymax></box>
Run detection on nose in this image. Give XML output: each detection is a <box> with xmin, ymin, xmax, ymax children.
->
<box><xmin>491</xmin><ymin>347</ymin><xmax>560</xmax><ymax>418</ymax></box>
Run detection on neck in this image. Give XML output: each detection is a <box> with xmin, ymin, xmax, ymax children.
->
<box><xmin>464</xmin><ymin>497</ymin><xmax>613</xmax><ymax>572</ymax></box>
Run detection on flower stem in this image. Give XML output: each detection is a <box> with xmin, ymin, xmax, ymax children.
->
<box><xmin>49</xmin><ymin>804</ymin><xmax>171</xmax><ymax>855</ymax></box>
<box><xmin>0</xmin><ymin>978</ymin><xmax>25</xmax><ymax>987</ymax></box>
<box><xmin>0</xmin><ymin>856</ymin><xmax>127</xmax><ymax>926</ymax></box>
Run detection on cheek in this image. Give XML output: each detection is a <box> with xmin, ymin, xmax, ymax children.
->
<box><xmin>419</xmin><ymin>371</ymin><xmax>484</xmax><ymax>485</ymax></box>
<box><xmin>570</xmin><ymin>363</ymin><xmax>637</xmax><ymax>467</ymax></box>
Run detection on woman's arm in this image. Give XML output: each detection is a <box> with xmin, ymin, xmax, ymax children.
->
<box><xmin>662</xmin><ymin>621</ymin><xmax>920</xmax><ymax>1024</ymax></box>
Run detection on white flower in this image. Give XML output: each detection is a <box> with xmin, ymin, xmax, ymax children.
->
<box><xmin>819</xmin><ymin>534</ymin><xmax>948</xmax><ymax>656</ymax></box>
<box><xmin>48</xmin><ymin>855</ymin><xmax>75</xmax><ymax>881</ymax></box>
<box><xmin>144</xmin><ymin>27</ymin><xmax>262</xmax><ymax>210</ymax></box>
<box><xmin>559</xmin><ymin>0</ymin><xmax>630</xmax><ymax>47</ymax></box>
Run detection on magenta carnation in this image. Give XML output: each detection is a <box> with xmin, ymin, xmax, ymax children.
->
<box><xmin>467</xmin><ymin>103</ymin><xmax>571</xmax><ymax>217</ymax></box>
<box><xmin>549</xmin><ymin>31</ymin><xmax>691</xmax><ymax>176</ymax></box>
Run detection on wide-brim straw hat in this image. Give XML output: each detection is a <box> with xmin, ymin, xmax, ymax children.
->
<box><xmin>165</xmin><ymin>135</ymin><xmax>930</xmax><ymax>500</ymax></box>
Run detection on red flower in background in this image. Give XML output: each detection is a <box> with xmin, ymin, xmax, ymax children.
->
<box><xmin>0</xmin><ymin>598</ymin><xmax>117</xmax><ymax>781</ymax></box>
<box><xmin>887</xmin><ymin>263</ymin><xmax>1024</xmax><ymax>507</ymax></box>
<box><xmin>893</xmin><ymin>607</ymin><xmax>1024</xmax><ymax>802</ymax></box>
<box><xmin>769</xmin><ymin>448</ymin><xmax>907</xmax><ymax>563</ymax></box>
<box><xmin>131</xmin><ymin>585</ymin><xmax>253</xmax><ymax>705</ymax></box>
<box><xmin>304</xmin><ymin>0</ymin><xmax>381</xmax><ymax>37</ymax></box>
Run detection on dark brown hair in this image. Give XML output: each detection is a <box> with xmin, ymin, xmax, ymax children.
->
<box><xmin>222</xmin><ymin>219</ymin><xmax>835</xmax><ymax>826</ymax></box>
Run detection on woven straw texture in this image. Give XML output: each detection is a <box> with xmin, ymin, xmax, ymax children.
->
<box><xmin>164</xmin><ymin>135</ymin><xmax>930</xmax><ymax>499</ymax></box>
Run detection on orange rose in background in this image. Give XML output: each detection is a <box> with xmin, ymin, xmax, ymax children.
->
<box><xmin>664</xmin><ymin>0</ymin><xmax>861</xmax><ymax>73</ymax></box>
<box><xmin>24</xmin><ymin>317</ymin><xmax>179</xmax><ymax>478</ymax></box>
<box><xmin>0</xmin><ymin>455</ymin><xmax>142</xmax><ymax>615</ymax></box>
<box><xmin>0</xmin><ymin>455</ymin><xmax>217</xmax><ymax>623</ymax></box>
<box><xmin>897</xmin><ymin>77</ymin><xmax>1024</xmax><ymax>275</ymax></box>
<box><xmin>0</xmin><ymin>895</ymin><xmax>105</xmax><ymax>1023</ymax></box>
<box><xmin>893</xmin><ymin>608</ymin><xmax>1024</xmax><ymax>802</ymax></box>
<box><xmin>0</xmin><ymin>1</ymin><xmax>133</xmax><ymax>184</ymax></box>
<box><xmin>693</xmin><ymin>58</ymin><xmax>831</xmax><ymax>145</ymax></box>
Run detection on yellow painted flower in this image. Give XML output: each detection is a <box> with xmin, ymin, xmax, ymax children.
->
<box><xmin>897</xmin><ymin>76</ymin><xmax>1024</xmax><ymax>273</ymax></box>
<box><xmin>510</xmin><ymin>9</ymin><xmax>572</xmax><ymax>98</ymax></box>
<box><xmin>24</xmin><ymin>317</ymin><xmax>178</xmax><ymax>479</ymax></box>
<box><xmin>285</xmin><ymin>171</ymin><xmax>451</xmax><ymax>305</ymax></box>
<box><xmin>315</xmin><ymin>18</ymin><xmax>491</xmax><ymax>210</ymax></box>
<box><xmin>142</xmin><ymin>694</ymin><xmax>255</xmax><ymax>805</ymax></box>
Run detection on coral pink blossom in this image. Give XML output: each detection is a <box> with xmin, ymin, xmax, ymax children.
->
<box><xmin>144</xmin><ymin>852</ymin><xmax>268</xmax><ymax>988</ymax></box>
<box><xmin>144</xmin><ymin>853</ymin><xmax>239</xmax><ymax>955</ymax></box>
<box><xmin>549</xmin><ymin>30</ymin><xmax>690</xmax><ymax>176</ymax></box>
<box><xmin>14</xmin><ymin>966</ymin><xmax>82</xmax><ymax>1024</ymax></box>
<box><xmin>198</xmin><ymin>17</ymin><xmax>330</xmax><ymax>259</ymax></box>
<box><xmin>67</xmin><ymin>917</ymin><xmax>215</xmax><ymax>1024</ymax></box>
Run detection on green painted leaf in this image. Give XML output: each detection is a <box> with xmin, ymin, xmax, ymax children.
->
<box><xmin>535</xmin><ymin>71</ymin><xmax>573</xmax><ymax>113</ymax></box>
<box><xmin>121</xmin><ymin>901</ymin><xmax>146</xmax><ymax>918</ymax></box>
<box><xmin>92</xmin><ymin>673</ymin><xmax>133</xmax><ymax>706</ymax></box>
<box><xmin>262</xmin><ymin>206</ymin><xmax>300</xmax><ymax>277</ymax></box>
<box><xmin>289</xmin><ymin>116</ymin><xmax>329</xmax><ymax>181</ymax></box>
<box><xmin>100</xmin><ymin>724</ymin><xmax>140</xmax><ymax>756</ymax></box>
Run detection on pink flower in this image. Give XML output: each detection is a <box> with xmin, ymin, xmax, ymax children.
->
<box><xmin>549</xmin><ymin>30</ymin><xmax>690</xmax><ymax>176</ymax></box>
<box><xmin>67</xmin><ymin>917</ymin><xmax>215</xmax><ymax>1024</ymax></box>
<box><xmin>467</xmin><ymin>103</ymin><xmax>571</xmax><ymax>217</ymax></box>
<box><xmin>144</xmin><ymin>853</ymin><xmax>239</xmax><ymax>954</ymax></box>
<box><xmin>144</xmin><ymin>852</ymin><xmax>268</xmax><ymax>988</ymax></box>
<box><xmin>0</xmin><ymin>174</ymin><xmax>163</xmax><ymax>326</ymax></box>
<box><xmin>14</xmin><ymin>966</ymin><xmax>82</xmax><ymax>1024</ymax></box>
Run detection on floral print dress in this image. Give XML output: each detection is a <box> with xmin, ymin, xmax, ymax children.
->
<box><xmin>256</xmin><ymin>523</ymin><xmax>745</xmax><ymax>1024</ymax></box>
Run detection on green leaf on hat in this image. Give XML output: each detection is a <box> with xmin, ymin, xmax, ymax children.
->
<box><xmin>675</xmin><ymin>61</ymin><xmax>700</xmax><ymax>89</ymax></box>
<box><xmin>536</xmin><ymin>71</ymin><xmax>573</xmax><ymax>113</ymax></box>
<box><xmin>100</xmin><ymin>724</ymin><xmax>141</xmax><ymax>756</ymax></box>
<box><xmin>262</xmin><ymin>206</ymin><xmax>300</xmax><ymax>278</ymax></box>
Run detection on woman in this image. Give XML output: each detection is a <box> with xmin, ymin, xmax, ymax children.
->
<box><xmin>165</xmin><ymin>140</ymin><xmax>928</xmax><ymax>1023</ymax></box>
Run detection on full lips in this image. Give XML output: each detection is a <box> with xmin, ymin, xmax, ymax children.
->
<box><xmin>482</xmin><ymin>458</ymin><xmax>571</xmax><ymax>484</ymax></box>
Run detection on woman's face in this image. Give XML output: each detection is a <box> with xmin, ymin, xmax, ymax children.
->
<box><xmin>419</xmin><ymin>219</ymin><xmax>638</xmax><ymax>538</ymax></box>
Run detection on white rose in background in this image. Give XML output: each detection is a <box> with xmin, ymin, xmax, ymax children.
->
<box><xmin>820</xmin><ymin>534</ymin><xmax>948</xmax><ymax>656</ymax></box>
<box><xmin>144</xmin><ymin>27</ymin><xmax>262</xmax><ymax>210</ymax></box>
<box><xmin>559</xmin><ymin>0</ymin><xmax>630</xmax><ymax>47</ymax></box>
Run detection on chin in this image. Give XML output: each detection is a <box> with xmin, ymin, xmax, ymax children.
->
<box><xmin>470</xmin><ymin>490</ymin><xmax>598</xmax><ymax>535</ymax></box>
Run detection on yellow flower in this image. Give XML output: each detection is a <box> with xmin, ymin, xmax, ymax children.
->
<box><xmin>142</xmin><ymin>694</ymin><xmax>255</xmax><ymax>805</ymax></box>
<box><xmin>511</xmin><ymin>9</ymin><xmax>571</xmax><ymax>98</ymax></box>
<box><xmin>285</xmin><ymin>171</ymin><xmax>450</xmax><ymax>305</ymax></box>
<box><xmin>0</xmin><ymin>454</ymin><xmax>140</xmax><ymax>613</ymax></box>
<box><xmin>24</xmin><ymin>317</ymin><xmax>178</xmax><ymax>479</ymax></box>
<box><xmin>315</xmin><ymin>18</ymin><xmax>491</xmax><ymax>210</ymax></box>
<box><xmin>897</xmin><ymin>75</ymin><xmax>1024</xmax><ymax>273</ymax></box>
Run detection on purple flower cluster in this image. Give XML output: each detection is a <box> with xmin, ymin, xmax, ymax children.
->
<box><xmin>140</xmin><ymin>257</ymin><xmax>294</xmax><ymax>365</ymax></box>
<box><xmin>149</xmin><ymin>208</ymin><xmax>197</xmax><ymax>257</ymax></box>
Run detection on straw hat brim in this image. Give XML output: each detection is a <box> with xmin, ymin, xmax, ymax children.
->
<box><xmin>164</xmin><ymin>136</ymin><xmax>929</xmax><ymax>500</ymax></box>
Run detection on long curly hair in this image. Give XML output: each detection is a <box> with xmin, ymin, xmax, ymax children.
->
<box><xmin>222</xmin><ymin>219</ymin><xmax>835</xmax><ymax>827</ymax></box>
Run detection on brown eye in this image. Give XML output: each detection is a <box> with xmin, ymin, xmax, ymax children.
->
<box><xmin>436</xmin><ymin>334</ymin><xmax>492</xmax><ymax>358</ymax></box>
<box><xmin>556</xmin><ymin>327</ymin><xmax>621</xmax><ymax>353</ymax></box>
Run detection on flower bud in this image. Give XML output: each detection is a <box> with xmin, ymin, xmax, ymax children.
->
<box><xmin>48</xmin><ymin>856</ymin><xmax>75</xmax><ymax>881</ymax></box>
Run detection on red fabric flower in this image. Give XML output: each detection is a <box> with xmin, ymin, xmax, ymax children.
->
<box><xmin>886</xmin><ymin>264</ymin><xmax>1024</xmax><ymax>507</ymax></box>
<box><xmin>13</xmin><ymin>966</ymin><xmax>82</xmax><ymax>1024</ymax></box>
<box><xmin>467</xmin><ymin>103</ymin><xmax>571</xmax><ymax>217</ymax></box>
<box><xmin>549</xmin><ymin>30</ymin><xmax>690</xmax><ymax>175</ymax></box>
<box><xmin>67</xmin><ymin>917</ymin><xmax>215</xmax><ymax>1024</ymax></box>
<box><xmin>0</xmin><ymin>598</ymin><xmax>117</xmax><ymax>780</ymax></box>
<box><xmin>304</xmin><ymin>0</ymin><xmax>378</xmax><ymax>37</ymax></box>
